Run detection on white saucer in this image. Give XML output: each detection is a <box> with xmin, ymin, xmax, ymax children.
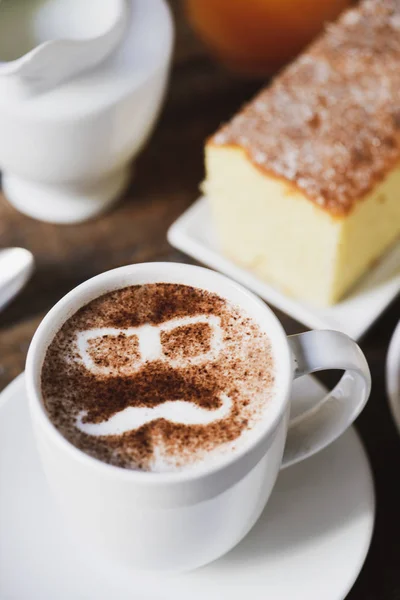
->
<box><xmin>0</xmin><ymin>374</ymin><xmax>374</xmax><ymax>600</ymax></box>
<box><xmin>387</xmin><ymin>320</ymin><xmax>400</xmax><ymax>434</ymax></box>
<box><xmin>168</xmin><ymin>196</ymin><xmax>400</xmax><ymax>340</ymax></box>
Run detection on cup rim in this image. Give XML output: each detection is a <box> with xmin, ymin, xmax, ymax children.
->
<box><xmin>26</xmin><ymin>262</ymin><xmax>292</xmax><ymax>485</ymax></box>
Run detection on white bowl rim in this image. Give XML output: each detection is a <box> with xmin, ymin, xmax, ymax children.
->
<box><xmin>386</xmin><ymin>319</ymin><xmax>400</xmax><ymax>434</ymax></box>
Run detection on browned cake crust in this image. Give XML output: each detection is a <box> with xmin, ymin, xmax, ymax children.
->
<box><xmin>209</xmin><ymin>0</ymin><xmax>400</xmax><ymax>216</ymax></box>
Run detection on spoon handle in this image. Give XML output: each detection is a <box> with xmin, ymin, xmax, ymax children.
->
<box><xmin>0</xmin><ymin>248</ymin><xmax>34</xmax><ymax>312</ymax></box>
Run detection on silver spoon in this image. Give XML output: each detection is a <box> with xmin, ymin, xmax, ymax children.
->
<box><xmin>0</xmin><ymin>248</ymin><xmax>34</xmax><ymax>312</ymax></box>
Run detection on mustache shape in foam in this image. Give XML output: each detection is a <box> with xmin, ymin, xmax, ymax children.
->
<box><xmin>76</xmin><ymin>393</ymin><xmax>233</xmax><ymax>436</ymax></box>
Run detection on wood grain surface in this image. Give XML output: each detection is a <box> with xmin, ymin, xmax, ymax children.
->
<box><xmin>0</xmin><ymin>2</ymin><xmax>399</xmax><ymax>597</ymax></box>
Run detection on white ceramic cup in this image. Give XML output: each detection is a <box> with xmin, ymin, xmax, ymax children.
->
<box><xmin>26</xmin><ymin>262</ymin><xmax>371</xmax><ymax>572</ymax></box>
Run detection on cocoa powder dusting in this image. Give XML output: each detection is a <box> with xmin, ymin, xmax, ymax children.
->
<box><xmin>41</xmin><ymin>284</ymin><xmax>275</xmax><ymax>471</ymax></box>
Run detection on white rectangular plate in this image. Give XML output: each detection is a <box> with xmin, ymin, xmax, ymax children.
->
<box><xmin>168</xmin><ymin>196</ymin><xmax>400</xmax><ymax>340</ymax></box>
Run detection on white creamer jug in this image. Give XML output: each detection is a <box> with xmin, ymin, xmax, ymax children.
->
<box><xmin>0</xmin><ymin>0</ymin><xmax>173</xmax><ymax>223</ymax></box>
<box><xmin>0</xmin><ymin>0</ymin><xmax>127</xmax><ymax>87</ymax></box>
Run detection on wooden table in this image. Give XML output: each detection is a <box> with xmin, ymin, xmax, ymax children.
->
<box><xmin>1</xmin><ymin>2</ymin><xmax>399</xmax><ymax>597</ymax></box>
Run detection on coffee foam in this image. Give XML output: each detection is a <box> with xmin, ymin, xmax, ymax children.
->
<box><xmin>76</xmin><ymin>393</ymin><xmax>233</xmax><ymax>435</ymax></box>
<box><xmin>74</xmin><ymin>314</ymin><xmax>224</xmax><ymax>377</ymax></box>
<box><xmin>41</xmin><ymin>283</ymin><xmax>276</xmax><ymax>472</ymax></box>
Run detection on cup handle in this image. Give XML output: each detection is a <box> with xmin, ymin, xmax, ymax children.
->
<box><xmin>281</xmin><ymin>330</ymin><xmax>371</xmax><ymax>468</ymax></box>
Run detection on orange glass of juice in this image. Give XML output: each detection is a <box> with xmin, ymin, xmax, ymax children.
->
<box><xmin>185</xmin><ymin>0</ymin><xmax>351</xmax><ymax>76</ymax></box>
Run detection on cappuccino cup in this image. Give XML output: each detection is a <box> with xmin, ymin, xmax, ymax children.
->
<box><xmin>26</xmin><ymin>262</ymin><xmax>371</xmax><ymax>572</ymax></box>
